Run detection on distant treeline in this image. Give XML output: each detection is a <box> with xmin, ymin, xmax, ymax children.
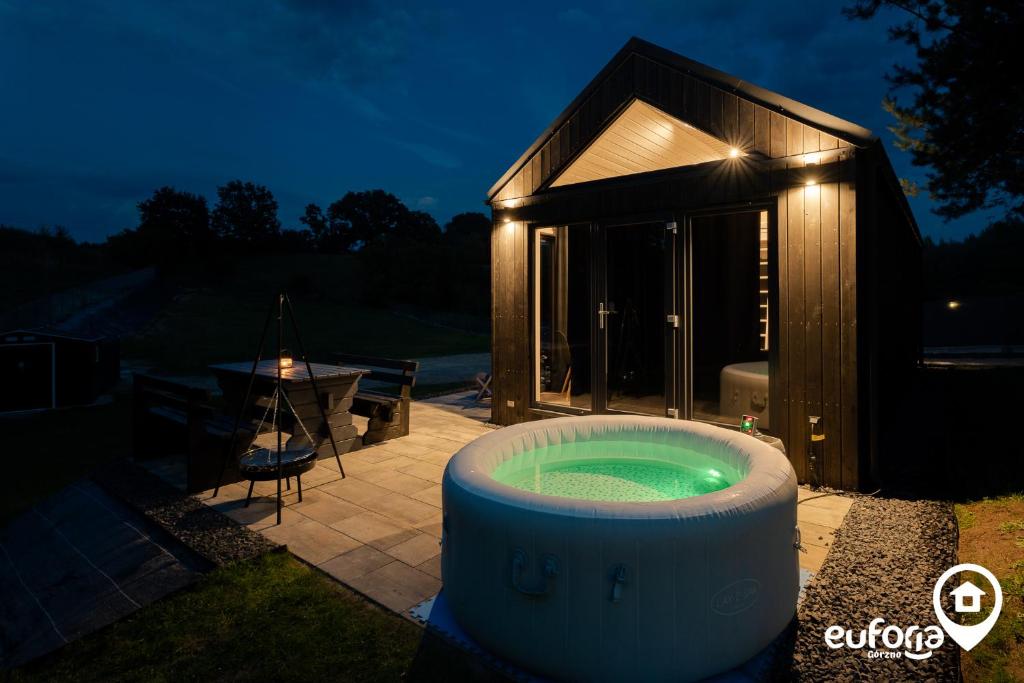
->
<box><xmin>922</xmin><ymin>219</ymin><xmax>1024</xmax><ymax>301</ymax></box>
<box><xmin>97</xmin><ymin>182</ymin><xmax>490</xmax><ymax>315</ymax></box>
<box><xmin>7</xmin><ymin>187</ymin><xmax>1022</xmax><ymax>316</ymax></box>
<box><xmin>0</xmin><ymin>224</ymin><xmax>120</xmax><ymax>312</ymax></box>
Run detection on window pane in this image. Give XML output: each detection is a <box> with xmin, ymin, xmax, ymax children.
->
<box><xmin>691</xmin><ymin>211</ymin><xmax>771</xmax><ymax>429</ymax></box>
<box><xmin>606</xmin><ymin>223</ymin><xmax>667</xmax><ymax>415</ymax></box>
<box><xmin>534</xmin><ymin>226</ymin><xmax>592</xmax><ymax>409</ymax></box>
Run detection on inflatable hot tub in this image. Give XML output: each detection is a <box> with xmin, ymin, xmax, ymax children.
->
<box><xmin>720</xmin><ymin>360</ymin><xmax>770</xmax><ymax>429</ymax></box>
<box><xmin>441</xmin><ymin>416</ymin><xmax>798</xmax><ymax>682</ymax></box>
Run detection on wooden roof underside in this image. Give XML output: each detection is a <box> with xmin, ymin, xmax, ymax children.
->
<box><xmin>550</xmin><ymin>99</ymin><xmax>735</xmax><ymax>187</ymax></box>
<box><xmin>488</xmin><ymin>37</ymin><xmax>876</xmax><ymax>203</ymax></box>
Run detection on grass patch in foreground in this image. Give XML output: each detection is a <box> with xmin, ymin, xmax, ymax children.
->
<box><xmin>12</xmin><ymin>552</ymin><xmax>445</xmax><ymax>682</ymax></box>
<box><xmin>956</xmin><ymin>495</ymin><xmax>1024</xmax><ymax>682</ymax></box>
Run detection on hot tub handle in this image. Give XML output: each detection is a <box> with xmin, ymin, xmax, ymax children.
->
<box><xmin>511</xmin><ymin>549</ymin><xmax>559</xmax><ymax>597</ymax></box>
<box><xmin>610</xmin><ymin>564</ymin><xmax>627</xmax><ymax>603</ymax></box>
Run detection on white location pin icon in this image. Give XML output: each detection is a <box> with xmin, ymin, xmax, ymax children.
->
<box><xmin>933</xmin><ymin>563</ymin><xmax>1002</xmax><ymax>651</ymax></box>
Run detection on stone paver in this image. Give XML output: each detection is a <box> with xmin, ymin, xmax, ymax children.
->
<box><xmin>384</xmin><ymin>532</ymin><xmax>442</xmax><ymax>566</ymax></box>
<box><xmin>346</xmin><ymin>561</ymin><xmax>442</xmax><ymax>614</ymax></box>
<box><xmin>200</xmin><ymin>391</ymin><xmax>852</xmax><ymax>618</ymax></box>
<box><xmin>260</xmin><ymin>519</ymin><xmax>361</xmax><ymax>566</ymax></box>
<box><xmin>329</xmin><ymin>512</ymin><xmax>419</xmax><ymax>550</ymax></box>
<box><xmin>319</xmin><ymin>545</ymin><xmax>394</xmax><ymax>582</ymax></box>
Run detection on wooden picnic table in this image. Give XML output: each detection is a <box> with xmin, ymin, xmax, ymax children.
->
<box><xmin>210</xmin><ymin>360</ymin><xmax>369</xmax><ymax>457</ymax></box>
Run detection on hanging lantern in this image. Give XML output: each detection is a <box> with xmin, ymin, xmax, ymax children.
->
<box><xmin>279</xmin><ymin>349</ymin><xmax>293</xmax><ymax>369</ymax></box>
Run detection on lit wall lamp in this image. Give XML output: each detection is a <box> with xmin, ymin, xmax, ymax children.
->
<box><xmin>947</xmin><ymin>300</ymin><xmax>961</xmax><ymax>310</ymax></box>
<box><xmin>729</xmin><ymin>147</ymin><xmax>742</xmax><ymax>158</ymax></box>
<box><xmin>804</xmin><ymin>152</ymin><xmax>820</xmax><ymax>186</ymax></box>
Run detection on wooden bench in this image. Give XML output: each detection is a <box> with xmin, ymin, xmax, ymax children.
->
<box><xmin>332</xmin><ymin>354</ymin><xmax>419</xmax><ymax>445</ymax></box>
<box><xmin>132</xmin><ymin>373</ymin><xmax>253</xmax><ymax>493</ymax></box>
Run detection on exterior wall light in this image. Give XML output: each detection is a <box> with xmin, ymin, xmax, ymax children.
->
<box><xmin>729</xmin><ymin>148</ymin><xmax>741</xmax><ymax>158</ymax></box>
<box><xmin>947</xmin><ymin>300</ymin><xmax>961</xmax><ymax>310</ymax></box>
<box><xmin>503</xmin><ymin>217</ymin><xmax>512</xmax><ymax>224</ymax></box>
<box><xmin>805</xmin><ymin>179</ymin><xmax>817</xmax><ymax>186</ymax></box>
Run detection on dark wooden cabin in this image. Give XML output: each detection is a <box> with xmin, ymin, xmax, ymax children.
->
<box><xmin>486</xmin><ymin>38</ymin><xmax>920</xmax><ymax>491</ymax></box>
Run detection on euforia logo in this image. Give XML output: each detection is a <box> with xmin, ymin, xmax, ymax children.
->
<box><xmin>823</xmin><ymin>562</ymin><xmax>1003</xmax><ymax>660</ymax></box>
<box><xmin>824</xmin><ymin>618</ymin><xmax>944</xmax><ymax>660</ymax></box>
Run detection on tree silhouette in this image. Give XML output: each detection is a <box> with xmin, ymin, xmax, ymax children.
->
<box><xmin>211</xmin><ymin>180</ymin><xmax>281</xmax><ymax>247</ymax></box>
<box><xmin>325</xmin><ymin>190</ymin><xmax>411</xmax><ymax>252</ymax></box>
<box><xmin>846</xmin><ymin>1</ymin><xmax>1022</xmax><ymax>221</ymax></box>
<box><xmin>135</xmin><ymin>186</ymin><xmax>211</xmax><ymax>265</ymax></box>
<box><xmin>299</xmin><ymin>203</ymin><xmax>328</xmax><ymax>248</ymax></box>
<box><xmin>440</xmin><ymin>212</ymin><xmax>491</xmax><ymax>314</ymax></box>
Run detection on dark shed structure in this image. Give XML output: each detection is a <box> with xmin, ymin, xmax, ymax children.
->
<box><xmin>486</xmin><ymin>38</ymin><xmax>920</xmax><ymax>491</ymax></box>
<box><xmin>0</xmin><ymin>328</ymin><xmax>119</xmax><ymax>412</ymax></box>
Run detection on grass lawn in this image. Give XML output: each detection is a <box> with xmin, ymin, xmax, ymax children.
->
<box><xmin>11</xmin><ymin>552</ymin><xmax>471</xmax><ymax>682</ymax></box>
<box><xmin>122</xmin><ymin>253</ymin><xmax>489</xmax><ymax>376</ymax></box>
<box><xmin>956</xmin><ymin>494</ymin><xmax>1024</xmax><ymax>682</ymax></box>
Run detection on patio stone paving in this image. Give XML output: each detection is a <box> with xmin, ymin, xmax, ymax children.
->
<box><xmin>199</xmin><ymin>390</ymin><xmax>853</xmax><ymax>618</ymax></box>
<box><xmin>200</xmin><ymin>391</ymin><xmax>492</xmax><ymax>615</ymax></box>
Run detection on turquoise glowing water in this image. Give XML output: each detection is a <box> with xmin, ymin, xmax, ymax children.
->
<box><xmin>492</xmin><ymin>441</ymin><xmax>736</xmax><ymax>502</ymax></box>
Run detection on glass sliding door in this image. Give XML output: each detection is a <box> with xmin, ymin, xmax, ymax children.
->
<box><xmin>533</xmin><ymin>225</ymin><xmax>593</xmax><ymax>410</ymax></box>
<box><xmin>603</xmin><ymin>223</ymin><xmax>672</xmax><ymax>415</ymax></box>
<box><xmin>689</xmin><ymin>210</ymin><xmax>771</xmax><ymax>429</ymax></box>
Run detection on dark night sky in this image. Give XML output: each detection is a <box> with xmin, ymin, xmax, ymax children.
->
<box><xmin>0</xmin><ymin>1</ymin><xmax>996</xmax><ymax>243</ymax></box>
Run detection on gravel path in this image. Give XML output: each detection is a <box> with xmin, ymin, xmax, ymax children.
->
<box><xmin>792</xmin><ymin>496</ymin><xmax>960</xmax><ymax>681</ymax></box>
<box><xmin>93</xmin><ymin>461</ymin><xmax>278</xmax><ymax>567</ymax></box>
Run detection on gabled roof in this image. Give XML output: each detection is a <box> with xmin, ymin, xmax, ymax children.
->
<box><xmin>488</xmin><ymin>37</ymin><xmax>876</xmax><ymax>202</ymax></box>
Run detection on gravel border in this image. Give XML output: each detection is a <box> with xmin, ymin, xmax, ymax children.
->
<box><xmin>792</xmin><ymin>496</ymin><xmax>960</xmax><ymax>681</ymax></box>
<box><xmin>92</xmin><ymin>460</ymin><xmax>279</xmax><ymax>566</ymax></box>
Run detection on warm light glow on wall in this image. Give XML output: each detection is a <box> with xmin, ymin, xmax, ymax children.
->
<box><xmin>729</xmin><ymin>147</ymin><xmax>741</xmax><ymax>158</ymax></box>
<box><xmin>503</xmin><ymin>217</ymin><xmax>512</xmax><ymax>224</ymax></box>
<box><xmin>803</xmin><ymin>152</ymin><xmax>821</xmax><ymax>165</ymax></box>
<box><xmin>805</xmin><ymin>179</ymin><xmax>817</xmax><ymax>186</ymax></box>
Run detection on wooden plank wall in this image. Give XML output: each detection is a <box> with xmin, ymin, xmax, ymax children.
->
<box><xmin>490</xmin><ymin>220</ymin><xmax>529</xmax><ymax>425</ymax></box>
<box><xmin>777</xmin><ymin>167</ymin><xmax>859</xmax><ymax>489</ymax></box>
<box><xmin>489</xmin><ymin>52</ymin><xmax>869</xmax><ymax>490</ymax></box>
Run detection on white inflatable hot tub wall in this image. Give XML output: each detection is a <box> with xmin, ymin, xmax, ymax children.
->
<box><xmin>720</xmin><ymin>360</ymin><xmax>770</xmax><ymax>429</ymax></box>
<box><xmin>441</xmin><ymin>416</ymin><xmax>798</xmax><ymax>682</ymax></box>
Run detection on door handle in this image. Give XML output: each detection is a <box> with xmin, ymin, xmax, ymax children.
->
<box><xmin>597</xmin><ymin>303</ymin><xmax>617</xmax><ymax>329</ymax></box>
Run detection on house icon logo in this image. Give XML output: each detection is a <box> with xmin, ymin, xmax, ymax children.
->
<box><xmin>934</xmin><ymin>563</ymin><xmax>1003</xmax><ymax>651</ymax></box>
<box><xmin>949</xmin><ymin>580</ymin><xmax>985</xmax><ymax>613</ymax></box>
